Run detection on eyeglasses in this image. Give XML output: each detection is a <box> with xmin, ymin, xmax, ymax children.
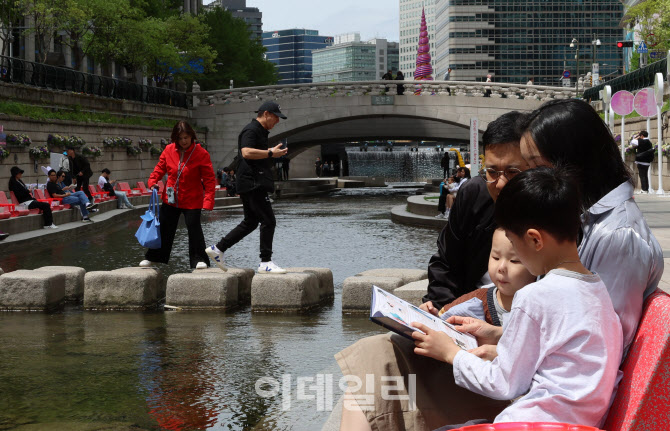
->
<box><xmin>479</xmin><ymin>167</ymin><xmax>522</xmax><ymax>183</ymax></box>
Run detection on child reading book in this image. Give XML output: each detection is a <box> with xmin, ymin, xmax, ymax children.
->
<box><xmin>438</xmin><ymin>228</ymin><xmax>536</xmax><ymax>327</ymax></box>
<box><xmin>412</xmin><ymin>166</ymin><xmax>623</xmax><ymax>428</ymax></box>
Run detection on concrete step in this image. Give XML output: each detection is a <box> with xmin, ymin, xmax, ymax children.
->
<box><xmin>391</xmin><ymin>204</ymin><xmax>447</xmax><ymax>229</ymax></box>
<box><xmin>337</xmin><ymin>179</ymin><xmax>365</xmax><ymax>188</ymax></box>
<box><xmin>407</xmin><ymin>194</ymin><xmax>441</xmax><ymax>217</ymax></box>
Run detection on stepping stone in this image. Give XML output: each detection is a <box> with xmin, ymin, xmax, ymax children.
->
<box><xmin>0</xmin><ymin>269</ymin><xmax>65</xmax><ymax>311</ymax></box>
<box><xmin>35</xmin><ymin>266</ymin><xmax>86</xmax><ymax>302</ymax></box>
<box><xmin>0</xmin><ymin>268</ymin><xmax>3</xmax><ymax>276</ymax></box>
<box><xmin>84</xmin><ymin>267</ymin><xmax>164</xmax><ymax>310</ymax></box>
<box><xmin>342</xmin><ymin>275</ymin><xmax>404</xmax><ymax>313</ymax></box>
<box><xmin>251</xmin><ymin>272</ymin><xmax>319</xmax><ymax>312</ymax></box>
<box><xmin>356</xmin><ymin>268</ymin><xmax>428</xmax><ymax>285</ymax></box>
<box><xmin>393</xmin><ymin>279</ymin><xmax>429</xmax><ymax>307</ymax></box>
<box><xmin>166</xmin><ymin>272</ymin><xmax>238</xmax><ymax>310</ymax></box>
<box><xmin>286</xmin><ymin>267</ymin><xmax>334</xmax><ymax>300</ymax></box>
<box><xmin>195</xmin><ymin>267</ymin><xmax>254</xmax><ymax>305</ymax></box>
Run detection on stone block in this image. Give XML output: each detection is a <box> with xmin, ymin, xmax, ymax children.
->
<box><xmin>286</xmin><ymin>267</ymin><xmax>334</xmax><ymax>300</ymax></box>
<box><xmin>0</xmin><ymin>270</ymin><xmax>65</xmax><ymax>310</ymax></box>
<box><xmin>251</xmin><ymin>273</ymin><xmax>319</xmax><ymax>312</ymax></box>
<box><xmin>166</xmin><ymin>272</ymin><xmax>238</xmax><ymax>310</ymax></box>
<box><xmin>393</xmin><ymin>279</ymin><xmax>429</xmax><ymax>307</ymax></box>
<box><xmin>342</xmin><ymin>275</ymin><xmax>404</xmax><ymax>313</ymax></box>
<box><xmin>35</xmin><ymin>266</ymin><xmax>86</xmax><ymax>302</ymax></box>
<box><xmin>356</xmin><ymin>268</ymin><xmax>428</xmax><ymax>285</ymax></box>
<box><xmin>0</xmin><ymin>268</ymin><xmax>3</xmax><ymax>276</ymax></box>
<box><xmin>195</xmin><ymin>267</ymin><xmax>254</xmax><ymax>304</ymax></box>
<box><xmin>84</xmin><ymin>267</ymin><xmax>164</xmax><ymax>310</ymax></box>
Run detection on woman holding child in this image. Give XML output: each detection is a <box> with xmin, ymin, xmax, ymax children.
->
<box><xmin>337</xmin><ymin>99</ymin><xmax>663</xmax><ymax>430</ymax></box>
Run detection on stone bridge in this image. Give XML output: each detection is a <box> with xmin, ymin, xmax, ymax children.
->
<box><xmin>190</xmin><ymin>80</ymin><xmax>574</xmax><ymax>173</ymax></box>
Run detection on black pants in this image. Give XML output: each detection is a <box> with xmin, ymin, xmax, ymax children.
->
<box><xmin>28</xmin><ymin>200</ymin><xmax>53</xmax><ymax>226</ymax></box>
<box><xmin>638</xmin><ymin>164</ymin><xmax>650</xmax><ymax>192</ymax></box>
<box><xmin>75</xmin><ymin>175</ymin><xmax>93</xmax><ymax>201</ymax></box>
<box><xmin>217</xmin><ymin>188</ymin><xmax>276</xmax><ymax>261</ymax></box>
<box><xmin>438</xmin><ymin>192</ymin><xmax>448</xmax><ymax>213</ymax></box>
<box><xmin>145</xmin><ymin>203</ymin><xmax>210</xmax><ymax>268</ymax></box>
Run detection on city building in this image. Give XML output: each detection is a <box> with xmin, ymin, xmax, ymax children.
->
<box><xmin>262</xmin><ymin>29</ymin><xmax>334</xmax><ymax>84</ymax></box>
<box><xmin>312</xmin><ymin>33</ymin><xmax>399</xmax><ymax>82</ymax></box>
<box><xmin>182</xmin><ymin>0</ymin><xmax>203</xmax><ymax>14</ymax></box>
<box><xmin>204</xmin><ymin>0</ymin><xmax>262</xmax><ymax>41</ymax></box>
<box><xmin>399</xmin><ymin>0</ymin><xmax>437</xmax><ymax>79</ymax></box>
<box><xmin>433</xmin><ymin>0</ymin><xmax>624</xmax><ymax>86</ymax></box>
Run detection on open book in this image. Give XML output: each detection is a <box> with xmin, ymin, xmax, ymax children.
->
<box><xmin>370</xmin><ymin>285</ymin><xmax>478</xmax><ymax>351</ymax></box>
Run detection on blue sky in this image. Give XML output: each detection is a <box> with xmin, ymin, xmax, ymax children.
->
<box><xmin>204</xmin><ymin>0</ymin><xmax>400</xmax><ymax>42</ymax></box>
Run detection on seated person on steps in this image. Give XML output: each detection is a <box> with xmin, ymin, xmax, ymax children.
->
<box><xmin>98</xmin><ymin>168</ymin><xmax>134</xmax><ymax>209</ymax></box>
<box><xmin>47</xmin><ymin>169</ymin><xmax>96</xmax><ymax>222</ymax></box>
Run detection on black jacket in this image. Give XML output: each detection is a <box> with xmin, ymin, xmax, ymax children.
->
<box><xmin>70</xmin><ymin>154</ymin><xmax>92</xmax><ymax>178</ymax></box>
<box><xmin>635</xmin><ymin>138</ymin><xmax>654</xmax><ymax>163</ymax></box>
<box><xmin>423</xmin><ymin>176</ymin><xmax>496</xmax><ymax>309</ymax></box>
<box><xmin>236</xmin><ymin>119</ymin><xmax>273</xmax><ymax>194</ymax></box>
<box><xmin>8</xmin><ymin>177</ymin><xmax>33</xmax><ymax>203</ymax></box>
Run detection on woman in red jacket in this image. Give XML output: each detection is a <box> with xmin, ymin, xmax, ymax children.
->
<box><xmin>140</xmin><ymin>121</ymin><xmax>216</xmax><ymax>269</ymax></box>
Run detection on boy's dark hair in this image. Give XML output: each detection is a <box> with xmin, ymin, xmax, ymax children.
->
<box><xmin>47</xmin><ymin>169</ymin><xmax>56</xmax><ymax>176</ymax></box>
<box><xmin>482</xmin><ymin>111</ymin><xmax>528</xmax><ymax>152</ymax></box>
<box><xmin>640</xmin><ymin>130</ymin><xmax>649</xmax><ymax>138</ymax></box>
<box><xmin>101</xmin><ymin>168</ymin><xmax>111</xmax><ymax>174</ymax></box>
<box><xmin>494</xmin><ymin>166</ymin><xmax>582</xmax><ymax>243</ymax></box>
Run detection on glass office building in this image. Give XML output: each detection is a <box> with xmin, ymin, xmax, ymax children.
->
<box><xmin>205</xmin><ymin>0</ymin><xmax>263</xmax><ymax>41</ymax></box>
<box><xmin>262</xmin><ymin>29</ymin><xmax>334</xmax><ymax>84</ymax></box>
<box><xmin>434</xmin><ymin>0</ymin><xmax>624</xmax><ymax>86</ymax></box>
<box><xmin>312</xmin><ymin>37</ymin><xmax>399</xmax><ymax>82</ymax></box>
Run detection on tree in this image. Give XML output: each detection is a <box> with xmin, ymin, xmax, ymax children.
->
<box><xmin>199</xmin><ymin>7</ymin><xmax>277</xmax><ymax>91</ymax></box>
<box><xmin>16</xmin><ymin>0</ymin><xmax>64</xmax><ymax>63</ymax></box>
<box><xmin>625</xmin><ymin>0</ymin><xmax>670</xmax><ymax>70</ymax></box>
<box><xmin>0</xmin><ymin>0</ymin><xmax>21</xmax><ymax>58</ymax></box>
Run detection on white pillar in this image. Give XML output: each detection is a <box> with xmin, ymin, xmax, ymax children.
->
<box><xmin>647</xmin><ymin>117</ymin><xmax>654</xmax><ymax>193</ymax></box>
<box><xmin>80</xmin><ymin>55</ymin><xmax>88</xmax><ymax>73</ymax></box>
<box><xmin>657</xmin><ymin>104</ymin><xmax>664</xmax><ymax>194</ymax></box>
<box><xmin>63</xmin><ymin>44</ymin><xmax>72</xmax><ymax>68</ymax></box>
<box><xmin>183</xmin><ymin>0</ymin><xmax>190</xmax><ymax>13</ymax></box>
<box><xmin>191</xmin><ymin>0</ymin><xmax>198</xmax><ymax>14</ymax></box>
<box><xmin>620</xmin><ymin>117</ymin><xmax>626</xmax><ymax>161</ymax></box>
<box><xmin>94</xmin><ymin>62</ymin><xmax>101</xmax><ymax>76</ymax></box>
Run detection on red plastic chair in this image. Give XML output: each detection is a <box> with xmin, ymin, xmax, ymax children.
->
<box><xmin>603</xmin><ymin>288</ymin><xmax>670</xmax><ymax>431</ymax></box>
<box><xmin>33</xmin><ymin>189</ymin><xmax>64</xmax><ymax>210</ymax></box>
<box><xmin>1</xmin><ymin>192</ymin><xmax>30</xmax><ymax>216</ymax></box>
<box><xmin>9</xmin><ymin>191</ymin><xmax>39</xmax><ymax>215</ymax></box>
<box><xmin>43</xmin><ymin>190</ymin><xmax>71</xmax><ymax>209</ymax></box>
<box><xmin>136</xmin><ymin>181</ymin><xmax>153</xmax><ymax>196</ymax></box>
<box><xmin>118</xmin><ymin>182</ymin><xmax>142</xmax><ymax>196</ymax></box>
<box><xmin>0</xmin><ymin>205</ymin><xmax>11</xmax><ymax>219</ymax></box>
<box><xmin>88</xmin><ymin>185</ymin><xmax>110</xmax><ymax>201</ymax></box>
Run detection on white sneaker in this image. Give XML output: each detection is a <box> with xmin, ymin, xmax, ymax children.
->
<box><xmin>434</xmin><ymin>213</ymin><xmax>444</xmax><ymax>218</ymax></box>
<box><xmin>205</xmin><ymin>246</ymin><xmax>227</xmax><ymax>271</ymax></box>
<box><xmin>258</xmin><ymin>261</ymin><xmax>287</xmax><ymax>274</ymax></box>
<box><xmin>119</xmin><ymin>205</ymin><xmax>126</xmax><ymax>209</ymax></box>
<box><xmin>43</xmin><ymin>223</ymin><xmax>58</xmax><ymax>229</ymax></box>
<box><xmin>195</xmin><ymin>262</ymin><xmax>208</xmax><ymax>270</ymax></box>
<box><xmin>139</xmin><ymin>260</ymin><xmax>157</xmax><ymax>267</ymax></box>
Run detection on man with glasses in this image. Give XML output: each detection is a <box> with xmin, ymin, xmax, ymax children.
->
<box><xmin>47</xmin><ymin>169</ymin><xmax>96</xmax><ymax>223</ymax></box>
<box><xmin>421</xmin><ymin>111</ymin><xmax>530</xmax><ymax>314</ymax></box>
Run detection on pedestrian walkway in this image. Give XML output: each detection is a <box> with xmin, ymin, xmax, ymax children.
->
<box><xmin>635</xmin><ymin>194</ymin><xmax>670</xmax><ymax>294</ymax></box>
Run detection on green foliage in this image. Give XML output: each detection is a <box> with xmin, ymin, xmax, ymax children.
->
<box><xmin>0</xmin><ymin>100</ymin><xmax>175</xmax><ymax>128</ymax></box>
<box><xmin>625</xmin><ymin>0</ymin><xmax>670</xmax><ymax>69</ymax></box>
<box><xmin>199</xmin><ymin>7</ymin><xmax>278</xmax><ymax>91</ymax></box>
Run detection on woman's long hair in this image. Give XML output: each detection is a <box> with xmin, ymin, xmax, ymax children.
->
<box><xmin>518</xmin><ymin>99</ymin><xmax>632</xmax><ymax>209</ymax></box>
<box><xmin>171</xmin><ymin>121</ymin><xmax>197</xmax><ymax>145</ymax></box>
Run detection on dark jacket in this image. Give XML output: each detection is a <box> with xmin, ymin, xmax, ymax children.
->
<box><xmin>635</xmin><ymin>138</ymin><xmax>654</xmax><ymax>163</ymax></box>
<box><xmin>70</xmin><ymin>154</ymin><xmax>93</xmax><ymax>178</ymax></box>
<box><xmin>423</xmin><ymin>176</ymin><xmax>496</xmax><ymax>309</ymax></box>
<box><xmin>8</xmin><ymin>177</ymin><xmax>33</xmax><ymax>203</ymax></box>
<box><xmin>236</xmin><ymin>119</ymin><xmax>273</xmax><ymax>194</ymax></box>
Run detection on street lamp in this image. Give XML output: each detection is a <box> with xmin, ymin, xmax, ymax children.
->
<box><xmin>592</xmin><ymin>34</ymin><xmax>601</xmax><ymax>85</ymax></box>
<box><xmin>570</xmin><ymin>38</ymin><xmax>579</xmax><ymax>98</ymax></box>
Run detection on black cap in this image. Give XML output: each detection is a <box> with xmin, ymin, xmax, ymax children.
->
<box><xmin>257</xmin><ymin>101</ymin><xmax>287</xmax><ymax>119</ymax></box>
<box><xmin>10</xmin><ymin>166</ymin><xmax>24</xmax><ymax>177</ymax></box>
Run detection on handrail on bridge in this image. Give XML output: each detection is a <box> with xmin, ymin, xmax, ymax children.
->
<box><xmin>0</xmin><ymin>55</ymin><xmax>188</xmax><ymax>109</ymax></box>
<box><xmin>192</xmin><ymin>80</ymin><xmax>575</xmax><ymax>104</ymax></box>
<box><xmin>583</xmin><ymin>57</ymin><xmax>667</xmax><ymax>102</ymax></box>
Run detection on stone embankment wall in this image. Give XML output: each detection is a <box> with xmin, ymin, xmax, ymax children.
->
<box><xmin>0</xmin><ymin>115</ymin><xmax>202</xmax><ymax>187</ymax></box>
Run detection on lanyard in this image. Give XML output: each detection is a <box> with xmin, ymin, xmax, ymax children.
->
<box><xmin>174</xmin><ymin>146</ymin><xmax>195</xmax><ymax>203</ymax></box>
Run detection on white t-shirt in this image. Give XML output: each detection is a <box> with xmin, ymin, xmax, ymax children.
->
<box><xmin>98</xmin><ymin>176</ymin><xmax>108</xmax><ymax>189</ymax></box>
<box><xmin>453</xmin><ymin>269</ymin><xmax>623</xmax><ymax>427</ymax></box>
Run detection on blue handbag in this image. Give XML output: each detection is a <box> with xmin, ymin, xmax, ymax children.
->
<box><xmin>135</xmin><ymin>189</ymin><xmax>161</xmax><ymax>249</ymax></box>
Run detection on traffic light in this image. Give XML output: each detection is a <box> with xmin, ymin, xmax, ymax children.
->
<box><xmin>617</xmin><ymin>41</ymin><xmax>634</xmax><ymax>48</ymax></box>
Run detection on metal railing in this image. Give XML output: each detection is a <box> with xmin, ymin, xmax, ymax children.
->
<box><xmin>0</xmin><ymin>55</ymin><xmax>188</xmax><ymax>108</ymax></box>
<box><xmin>583</xmin><ymin>57</ymin><xmax>667</xmax><ymax>101</ymax></box>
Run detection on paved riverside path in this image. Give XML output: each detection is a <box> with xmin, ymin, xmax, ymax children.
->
<box><xmin>635</xmin><ymin>194</ymin><xmax>670</xmax><ymax>294</ymax></box>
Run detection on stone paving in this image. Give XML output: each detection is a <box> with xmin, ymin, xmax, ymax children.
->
<box><xmin>635</xmin><ymin>194</ymin><xmax>670</xmax><ymax>294</ymax></box>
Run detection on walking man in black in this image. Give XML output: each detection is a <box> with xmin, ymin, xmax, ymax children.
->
<box><xmin>631</xmin><ymin>130</ymin><xmax>654</xmax><ymax>193</ymax></box>
<box><xmin>67</xmin><ymin>146</ymin><xmax>94</xmax><ymax>203</ymax></box>
<box><xmin>206</xmin><ymin>101</ymin><xmax>289</xmax><ymax>273</ymax></box>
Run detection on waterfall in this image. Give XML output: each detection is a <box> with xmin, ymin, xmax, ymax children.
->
<box><xmin>345</xmin><ymin>147</ymin><xmax>464</xmax><ymax>182</ymax></box>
